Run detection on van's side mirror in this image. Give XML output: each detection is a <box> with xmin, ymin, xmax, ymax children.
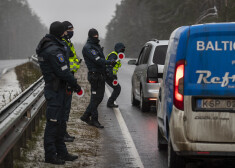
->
<box><xmin>128</xmin><ymin>60</ymin><xmax>137</xmax><ymax>65</ymax></box>
<box><xmin>147</xmin><ymin>64</ymin><xmax>163</xmax><ymax>83</ymax></box>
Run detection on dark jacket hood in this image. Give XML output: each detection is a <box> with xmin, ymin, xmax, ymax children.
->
<box><xmin>36</xmin><ymin>34</ymin><xmax>62</xmax><ymax>54</ymax></box>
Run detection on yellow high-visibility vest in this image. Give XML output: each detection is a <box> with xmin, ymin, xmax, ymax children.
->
<box><xmin>106</xmin><ymin>51</ymin><xmax>122</xmax><ymax>75</ymax></box>
<box><xmin>63</xmin><ymin>39</ymin><xmax>80</xmax><ymax>72</ymax></box>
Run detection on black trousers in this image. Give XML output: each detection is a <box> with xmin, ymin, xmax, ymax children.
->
<box><xmin>105</xmin><ymin>75</ymin><xmax>121</xmax><ymax>104</ymax></box>
<box><xmin>44</xmin><ymin>87</ymin><xmax>68</xmax><ymax>159</ymax></box>
<box><xmin>83</xmin><ymin>72</ymin><xmax>105</xmax><ymax>121</ymax></box>
<box><xmin>64</xmin><ymin>93</ymin><xmax>72</xmax><ymax>122</ymax></box>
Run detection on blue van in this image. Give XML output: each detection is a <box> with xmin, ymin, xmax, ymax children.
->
<box><xmin>157</xmin><ymin>23</ymin><xmax>235</xmax><ymax>168</ymax></box>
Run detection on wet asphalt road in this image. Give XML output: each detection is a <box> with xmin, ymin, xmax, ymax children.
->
<box><xmin>99</xmin><ymin>60</ymin><xmax>167</xmax><ymax>168</ymax></box>
<box><xmin>98</xmin><ymin>60</ymin><xmax>235</xmax><ymax>168</ymax></box>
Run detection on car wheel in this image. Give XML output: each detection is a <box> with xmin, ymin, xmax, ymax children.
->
<box><xmin>131</xmin><ymin>88</ymin><xmax>139</xmax><ymax>106</ymax></box>
<box><xmin>168</xmin><ymin>136</ymin><xmax>186</xmax><ymax>168</ymax></box>
<box><xmin>158</xmin><ymin>126</ymin><xmax>167</xmax><ymax>151</ymax></box>
<box><xmin>140</xmin><ymin>89</ymin><xmax>150</xmax><ymax>112</ymax></box>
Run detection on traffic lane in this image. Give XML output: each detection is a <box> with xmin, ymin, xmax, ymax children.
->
<box><xmin>117</xmin><ymin>61</ymin><xmax>235</xmax><ymax>168</ymax></box>
<box><xmin>99</xmin><ymin>96</ymin><xmax>138</xmax><ymax>168</ymax></box>
<box><xmin>116</xmin><ymin>62</ymin><xmax>168</xmax><ymax>168</ymax></box>
<box><xmin>0</xmin><ymin>59</ymin><xmax>27</xmax><ymax>76</ymax></box>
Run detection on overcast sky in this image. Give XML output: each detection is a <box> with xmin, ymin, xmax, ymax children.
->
<box><xmin>26</xmin><ymin>0</ymin><xmax>121</xmax><ymax>44</ymax></box>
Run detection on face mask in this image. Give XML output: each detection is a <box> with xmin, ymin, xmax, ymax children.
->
<box><xmin>91</xmin><ymin>37</ymin><xmax>100</xmax><ymax>44</ymax></box>
<box><xmin>67</xmin><ymin>31</ymin><xmax>74</xmax><ymax>39</ymax></box>
<box><xmin>120</xmin><ymin>48</ymin><xmax>125</xmax><ymax>53</ymax></box>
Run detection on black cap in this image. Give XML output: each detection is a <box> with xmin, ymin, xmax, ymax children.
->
<box><xmin>49</xmin><ymin>21</ymin><xmax>65</xmax><ymax>38</ymax></box>
<box><xmin>62</xmin><ymin>21</ymin><xmax>74</xmax><ymax>30</ymax></box>
<box><xmin>115</xmin><ymin>43</ymin><xmax>125</xmax><ymax>52</ymax></box>
<box><xmin>88</xmin><ymin>28</ymin><xmax>98</xmax><ymax>38</ymax></box>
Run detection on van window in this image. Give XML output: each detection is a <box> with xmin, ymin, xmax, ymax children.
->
<box><xmin>138</xmin><ymin>46</ymin><xmax>147</xmax><ymax>65</ymax></box>
<box><xmin>142</xmin><ymin>45</ymin><xmax>152</xmax><ymax>64</ymax></box>
<box><xmin>153</xmin><ymin>45</ymin><xmax>168</xmax><ymax>65</ymax></box>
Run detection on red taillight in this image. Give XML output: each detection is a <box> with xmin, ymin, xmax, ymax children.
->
<box><xmin>174</xmin><ymin>60</ymin><xmax>185</xmax><ymax>110</ymax></box>
<box><xmin>147</xmin><ymin>79</ymin><xmax>157</xmax><ymax>83</ymax></box>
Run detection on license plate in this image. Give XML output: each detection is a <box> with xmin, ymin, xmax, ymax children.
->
<box><xmin>196</xmin><ymin>99</ymin><xmax>235</xmax><ymax>111</ymax></box>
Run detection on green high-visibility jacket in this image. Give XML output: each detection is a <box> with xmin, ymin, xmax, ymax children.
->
<box><xmin>106</xmin><ymin>51</ymin><xmax>122</xmax><ymax>75</ymax></box>
<box><xmin>63</xmin><ymin>39</ymin><xmax>80</xmax><ymax>72</ymax></box>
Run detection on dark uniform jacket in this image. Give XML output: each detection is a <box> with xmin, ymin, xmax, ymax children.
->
<box><xmin>36</xmin><ymin>34</ymin><xmax>78</xmax><ymax>89</ymax></box>
<box><xmin>82</xmin><ymin>38</ymin><xmax>107</xmax><ymax>74</ymax></box>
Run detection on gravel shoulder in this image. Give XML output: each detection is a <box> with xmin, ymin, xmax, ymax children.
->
<box><xmin>14</xmin><ymin>63</ymin><xmax>104</xmax><ymax>168</ymax></box>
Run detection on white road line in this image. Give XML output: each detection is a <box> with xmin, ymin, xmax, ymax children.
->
<box><xmin>105</xmin><ymin>85</ymin><xmax>144</xmax><ymax>168</ymax></box>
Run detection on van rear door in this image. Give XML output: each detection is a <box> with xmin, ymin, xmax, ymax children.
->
<box><xmin>183</xmin><ymin>23</ymin><xmax>235</xmax><ymax>143</ymax></box>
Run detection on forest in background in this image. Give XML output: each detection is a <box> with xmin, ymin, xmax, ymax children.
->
<box><xmin>104</xmin><ymin>0</ymin><xmax>235</xmax><ymax>58</ymax></box>
<box><xmin>1</xmin><ymin>0</ymin><xmax>235</xmax><ymax>60</ymax></box>
<box><xmin>0</xmin><ymin>0</ymin><xmax>47</xmax><ymax>60</ymax></box>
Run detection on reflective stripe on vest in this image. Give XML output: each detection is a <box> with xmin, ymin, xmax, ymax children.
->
<box><xmin>106</xmin><ymin>51</ymin><xmax>122</xmax><ymax>75</ymax></box>
<box><xmin>62</xmin><ymin>39</ymin><xmax>80</xmax><ymax>72</ymax></box>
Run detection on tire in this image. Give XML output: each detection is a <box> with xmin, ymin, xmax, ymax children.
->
<box><xmin>168</xmin><ymin>137</ymin><xmax>186</xmax><ymax>168</ymax></box>
<box><xmin>140</xmin><ymin>89</ymin><xmax>150</xmax><ymax>112</ymax></box>
<box><xmin>158</xmin><ymin>127</ymin><xmax>167</xmax><ymax>151</ymax></box>
<box><xmin>131</xmin><ymin>88</ymin><xmax>139</xmax><ymax>106</ymax></box>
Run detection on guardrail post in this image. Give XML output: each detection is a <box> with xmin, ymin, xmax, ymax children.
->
<box><xmin>21</xmin><ymin>131</ymin><xmax>27</xmax><ymax>148</ymax></box>
<box><xmin>3</xmin><ymin>149</ymin><xmax>13</xmax><ymax>168</ymax></box>
<box><xmin>32</xmin><ymin>118</ymin><xmax>36</xmax><ymax>132</ymax></box>
<box><xmin>35</xmin><ymin>115</ymin><xmax>39</xmax><ymax>132</ymax></box>
<box><xmin>26</xmin><ymin>123</ymin><xmax>32</xmax><ymax>140</ymax></box>
<box><xmin>13</xmin><ymin>141</ymin><xmax>21</xmax><ymax>160</ymax></box>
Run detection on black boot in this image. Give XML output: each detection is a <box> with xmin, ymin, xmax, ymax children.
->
<box><xmin>58</xmin><ymin>153</ymin><xmax>78</xmax><ymax>161</ymax></box>
<box><xmin>65</xmin><ymin>131</ymin><xmax>75</xmax><ymax>139</ymax></box>
<box><xmin>45</xmin><ymin>156</ymin><xmax>65</xmax><ymax>165</ymax></box>
<box><xmin>107</xmin><ymin>99</ymin><xmax>118</xmax><ymax>108</ymax></box>
<box><xmin>64</xmin><ymin>136</ymin><xmax>74</xmax><ymax>142</ymax></box>
<box><xmin>80</xmin><ymin>115</ymin><xmax>92</xmax><ymax>125</ymax></box>
<box><xmin>64</xmin><ymin>131</ymin><xmax>74</xmax><ymax>142</ymax></box>
<box><xmin>107</xmin><ymin>103</ymin><xmax>119</xmax><ymax>108</ymax></box>
<box><xmin>91</xmin><ymin>120</ymin><xmax>104</xmax><ymax>128</ymax></box>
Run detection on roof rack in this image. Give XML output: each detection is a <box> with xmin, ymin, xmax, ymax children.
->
<box><xmin>149</xmin><ymin>39</ymin><xmax>159</xmax><ymax>43</ymax></box>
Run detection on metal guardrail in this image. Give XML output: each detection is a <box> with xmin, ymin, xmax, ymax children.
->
<box><xmin>0</xmin><ymin>56</ymin><xmax>46</xmax><ymax>168</ymax></box>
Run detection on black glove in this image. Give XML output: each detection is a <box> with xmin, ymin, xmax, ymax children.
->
<box><xmin>74</xmin><ymin>84</ymin><xmax>81</xmax><ymax>93</ymax></box>
<box><xmin>78</xmin><ymin>59</ymin><xmax>82</xmax><ymax>64</ymax></box>
<box><xmin>66</xmin><ymin>85</ymin><xmax>72</xmax><ymax>92</ymax></box>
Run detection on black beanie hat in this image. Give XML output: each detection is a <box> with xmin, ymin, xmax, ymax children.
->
<box><xmin>88</xmin><ymin>28</ymin><xmax>98</xmax><ymax>38</ymax></box>
<box><xmin>62</xmin><ymin>21</ymin><xmax>73</xmax><ymax>30</ymax></box>
<box><xmin>49</xmin><ymin>21</ymin><xmax>65</xmax><ymax>38</ymax></box>
<box><xmin>115</xmin><ymin>43</ymin><xmax>125</xmax><ymax>52</ymax></box>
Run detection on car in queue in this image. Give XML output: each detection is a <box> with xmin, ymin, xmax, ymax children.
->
<box><xmin>128</xmin><ymin>39</ymin><xmax>168</xmax><ymax>112</ymax></box>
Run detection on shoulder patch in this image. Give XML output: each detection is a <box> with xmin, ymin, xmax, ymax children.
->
<box><xmin>91</xmin><ymin>49</ymin><xmax>97</xmax><ymax>56</ymax></box>
<box><xmin>57</xmin><ymin>54</ymin><xmax>65</xmax><ymax>63</ymax></box>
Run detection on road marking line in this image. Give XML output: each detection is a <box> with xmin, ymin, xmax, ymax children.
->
<box><xmin>105</xmin><ymin>85</ymin><xmax>144</xmax><ymax>168</ymax></box>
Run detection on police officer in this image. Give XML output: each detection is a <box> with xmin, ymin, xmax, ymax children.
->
<box><xmin>36</xmin><ymin>21</ymin><xmax>80</xmax><ymax>165</ymax></box>
<box><xmin>106</xmin><ymin>43</ymin><xmax>125</xmax><ymax>108</ymax></box>
<box><xmin>80</xmin><ymin>28</ymin><xmax>115</xmax><ymax>128</ymax></box>
<box><xmin>62</xmin><ymin>21</ymin><xmax>82</xmax><ymax>142</ymax></box>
